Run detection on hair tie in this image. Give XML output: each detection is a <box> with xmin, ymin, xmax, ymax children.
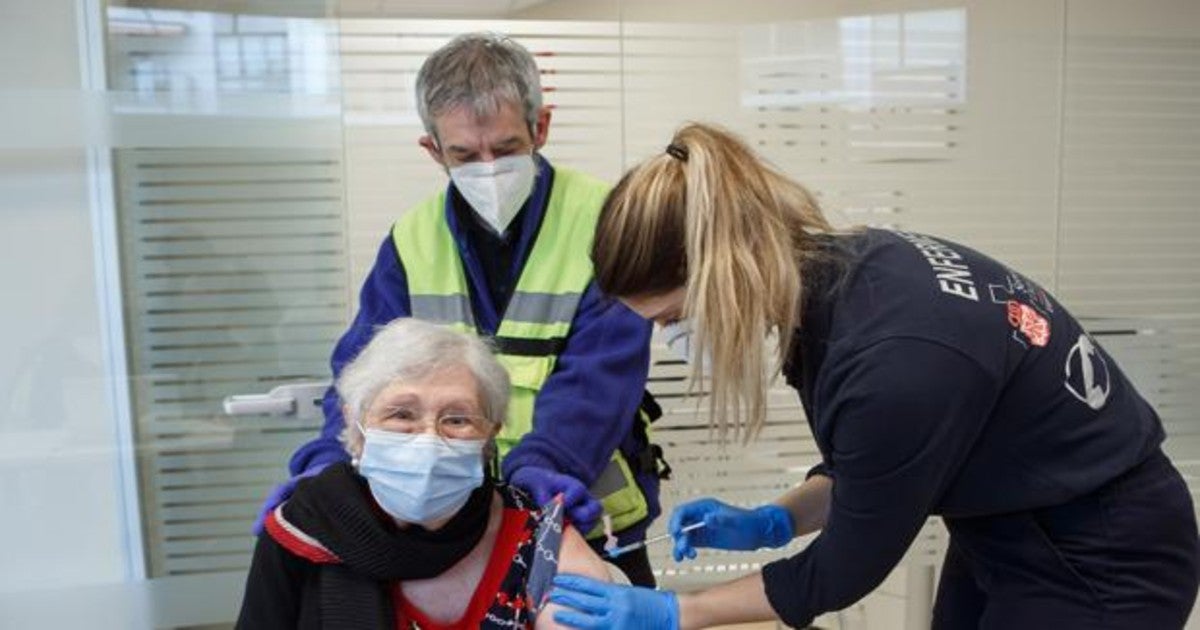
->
<box><xmin>665</xmin><ymin>143</ymin><xmax>689</xmax><ymax>162</ymax></box>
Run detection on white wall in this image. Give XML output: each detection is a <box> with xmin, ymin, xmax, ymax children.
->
<box><xmin>0</xmin><ymin>0</ymin><xmax>130</xmax><ymax>591</ymax></box>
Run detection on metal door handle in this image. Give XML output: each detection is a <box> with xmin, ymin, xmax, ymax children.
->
<box><xmin>222</xmin><ymin>382</ymin><xmax>329</xmax><ymax>420</ymax></box>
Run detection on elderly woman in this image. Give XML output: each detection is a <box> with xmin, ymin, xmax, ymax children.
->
<box><xmin>236</xmin><ymin>318</ymin><xmax>611</xmax><ymax>629</ymax></box>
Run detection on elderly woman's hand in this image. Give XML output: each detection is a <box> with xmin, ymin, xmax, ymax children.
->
<box><xmin>510</xmin><ymin>466</ymin><xmax>602</xmax><ymax>533</ymax></box>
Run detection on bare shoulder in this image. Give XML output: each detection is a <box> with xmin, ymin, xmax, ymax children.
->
<box><xmin>533</xmin><ymin>525</ymin><xmax>611</xmax><ymax>629</ymax></box>
<box><xmin>556</xmin><ymin>525</ymin><xmax>611</xmax><ymax>581</ymax></box>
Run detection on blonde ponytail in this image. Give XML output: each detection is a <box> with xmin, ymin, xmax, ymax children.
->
<box><xmin>593</xmin><ymin>122</ymin><xmax>833</xmax><ymax>440</ymax></box>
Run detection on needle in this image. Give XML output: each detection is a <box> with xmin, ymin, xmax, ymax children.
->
<box><xmin>604</xmin><ymin>522</ymin><xmax>706</xmax><ymax>559</ymax></box>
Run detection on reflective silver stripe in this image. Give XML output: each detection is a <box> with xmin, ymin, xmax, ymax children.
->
<box><xmin>588</xmin><ymin>459</ymin><xmax>628</xmax><ymax>498</ymax></box>
<box><xmin>410</xmin><ymin>294</ymin><xmax>475</xmax><ymax>327</ymax></box>
<box><xmin>505</xmin><ymin>291</ymin><xmax>581</xmax><ymax>325</ymax></box>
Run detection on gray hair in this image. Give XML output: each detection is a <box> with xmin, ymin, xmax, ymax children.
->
<box><xmin>336</xmin><ymin>318</ymin><xmax>510</xmax><ymax>457</ymax></box>
<box><xmin>415</xmin><ymin>32</ymin><xmax>543</xmax><ymax>141</ymax></box>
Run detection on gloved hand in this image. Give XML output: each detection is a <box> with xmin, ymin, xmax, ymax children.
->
<box><xmin>549</xmin><ymin>574</ymin><xmax>679</xmax><ymax>629</ymax></box>
<box><xmin>669</xmin><ymin>497</ymin><xmax>794</xmax><ymax>562</ymax></box>
<box><xmin>251</xmin><ymin>463</ymin><xmax>330</xmax><ymax>536</ymax></box>
<box><xmin>509</xmin><ymin>467</ymin><xmax>602</xmax><ymax>534</ymax></box>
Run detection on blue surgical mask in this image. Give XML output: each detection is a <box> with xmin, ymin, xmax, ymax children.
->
<box><xmin>356</xmin><ymin>429</ymin><xmax>486</xmax><ymax>526</ymax></box>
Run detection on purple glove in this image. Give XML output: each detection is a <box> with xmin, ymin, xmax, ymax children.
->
<box><xmin>509</xmin><ymin>467</ymin><xmax>602</xmax><ymax>533</ymax></box>
<box><xmin>252</xmin><ymin>463</ymin><xmax>329</xmax><ymax>536</ymax></box>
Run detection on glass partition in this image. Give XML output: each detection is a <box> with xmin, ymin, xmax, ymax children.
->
<box><xmin>1</xmin><ymin>1</ymin><xmax>1196</xmax><ymax>627</ymax></box>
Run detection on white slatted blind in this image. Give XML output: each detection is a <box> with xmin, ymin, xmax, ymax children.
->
<box><xmin>1057</xmin><ymin>8</ymin><xmax>1200</xmax><ymax>485</ymax></box>
<box><xmin>101</xmin><ymin>6</ymin><xmax>1199</xmax><ymax>620</ymax></box>
<box><xmin>107</xmin><ymin>7</ymin><xmax>350</xmax><ymax>579</ymax></box>
<box><xmin>737</xmin><ymin>7</ymin><xmax>1064</xmax><ymax>288</ymax></box>
<box><xmin>115</xmin><ymin>148</ymin><xmax>349</xmax><ymax>576</ymax></box>
<box><xmin>642</xmin><ymin>345</ymin><xmax>817</xmax><ymax>586</ymax></box>
<box><xmin>641</xmin><ymin>344</ymin><xmax>948</xmax><ymax>590</ymax></box>
<box><xmin>338</xmin><ymin>19</ymin><xmax>626</xmax><ymax>282</ymax></box>
<box><xmin>620</xmin><ymin>22</ymin><xmax>740</xmax><ymax>162</ymax></box>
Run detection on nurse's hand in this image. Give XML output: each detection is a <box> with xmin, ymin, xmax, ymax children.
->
<box><xmin>549</xmin><ymin>574</ymin><xmax>678</xmax><ymax>629</ymax></box>
<box><xmin>669</xmin><ymin>498</ymin><xmax>794</xmax><ymax>561</ymax></box>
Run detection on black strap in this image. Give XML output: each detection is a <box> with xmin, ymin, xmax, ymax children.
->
<box><xmin>633</xmin><ymin>443</ymin><xmax>672</xmax><ymax>480</ymax></box>
<box><xmin>630</xmin><ymin>390</ymin><xmax>671</xmax><ymax>479</ymax></box>
<box><xmin>640</xmin><ymin>390</ymin><xmax>662</xmax><ymax>423</ymax></box>
<box><xmin>493</xmin><ymin>336</ymin><xmax>566</xmax><ymax>357</ymax></box>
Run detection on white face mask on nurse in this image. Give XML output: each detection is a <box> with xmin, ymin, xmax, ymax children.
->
<box><xmin>621</xmin><ymin>287</ymin><xmax>712</xmax><ymax>373</ymax></box>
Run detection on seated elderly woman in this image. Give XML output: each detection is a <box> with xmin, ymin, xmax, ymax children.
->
<box><xmin>236</xmin><ymin>318</ymin><xmax>611</xmax><ymax>629</ymax></box>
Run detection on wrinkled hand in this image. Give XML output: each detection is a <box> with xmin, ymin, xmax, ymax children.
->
<box><xmin>252</xmin><ymin>463</ymin><xmax>329</xmax><ymax>536</ymax></box>
<box><xmin>509</xmin><ymin>467</ymin><xmax>602</xmax><ymax>533</ymax></box>
<box><xmin>549</xmin><ymin>574</ymin><xmax>678</xmax><ymax>629</ymax></box>
<box><xmin>669</xmin><ymin>498</ymin><xmax>794</xmax><ymax>562</ymax></box>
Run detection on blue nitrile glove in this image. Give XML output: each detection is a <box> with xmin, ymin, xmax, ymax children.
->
<box><xmin>251</xmin><ymin>463</ymin><xmax>330</xmax><ymax>536</ymax></box>
<box><xmin>669</xmin><ymin>497</ymin><xmax>794</xmax><ymax>562</ymax></box>
<box><xmin>549</xmin><ymin>574</ymin><xmax>679</xmax><ymax>629</ymax></box>
<box><xmin>509</xmin><ymin>466</ymin><xmax>602</xmax><ymax>534</ymax></box>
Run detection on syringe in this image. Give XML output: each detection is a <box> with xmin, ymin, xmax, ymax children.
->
<box><xmin>604</xmin><ymin>521</ymin><xmax>706</xmax><ymax>559</ymax></box>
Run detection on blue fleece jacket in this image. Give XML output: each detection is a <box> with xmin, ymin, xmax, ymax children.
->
<box><xmin>287</xmin><ymin>156</ymin><xmax>658</xmax><ymax>544</ymax></box>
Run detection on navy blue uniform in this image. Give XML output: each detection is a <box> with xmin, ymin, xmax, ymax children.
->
<box><xmin>761</xmin><ymin>228</ymin><xmax>1198</xmax><ymax>628</ymax></box>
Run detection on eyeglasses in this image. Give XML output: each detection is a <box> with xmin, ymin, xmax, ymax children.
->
<box><xmin>360</xmin><ymin>405</ymin><xmax>491</xmax><ymax>442</ymax></box>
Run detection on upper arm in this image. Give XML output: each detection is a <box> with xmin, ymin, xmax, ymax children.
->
<box><xmin>762</xmin><ymin>338</ymin><xmax>997</xmax><ymax>625</ymax></box>
<box><xmin>555</xmin><ymin>524</ymin><xmax>612</xmax><ymax>581</ymax></box>
<box><xmin>538</xmin><ymin>283</ymin><xmax>651</xmax><ymax>419</ymax></box>
<box><xmin>533</xmin><ymin>525</ymin><xmax>611</xmax><ymax>629</ymax></box>
<box><xmin>505</xmin><ymin>285</ymin><xmax>652</xmax><ymax>480</ymax></box>
<box><xmin>823</xmin><ymin>338</ymin><xmax>996</xmax><ymax>569</ymax></box>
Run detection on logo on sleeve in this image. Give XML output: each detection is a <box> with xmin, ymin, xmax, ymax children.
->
<box><xmin>1064</xmin><ymin>333</ymin><xmax>1110</xmax><ymax>410</ymax></box>
<box><xmin>990</xmin><ymin>272</ymin><xmax>1052</xmax><ymax>348</ymax></box>
<box><xmin>1006</xmin><ymin>301</ymin><xmax>1050</xmax><ymax>347</ymax></box>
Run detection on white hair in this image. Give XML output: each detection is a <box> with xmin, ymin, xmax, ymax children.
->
<box><xmin>336</xmin><ymin>318</ymin><xmax>510</xmax><ymax>457</ymax></box>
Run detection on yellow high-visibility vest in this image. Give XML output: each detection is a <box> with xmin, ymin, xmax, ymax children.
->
<box><xmin>391</xmin><ymin>166</ymin><xmax>650</xmax><ymax>535</ymax></box>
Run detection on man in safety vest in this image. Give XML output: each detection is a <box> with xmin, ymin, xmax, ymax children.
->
<box><xmin>256</xmin><ymin>32</ymin><xmax>665</xmax><ymax>586</ymax></box>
